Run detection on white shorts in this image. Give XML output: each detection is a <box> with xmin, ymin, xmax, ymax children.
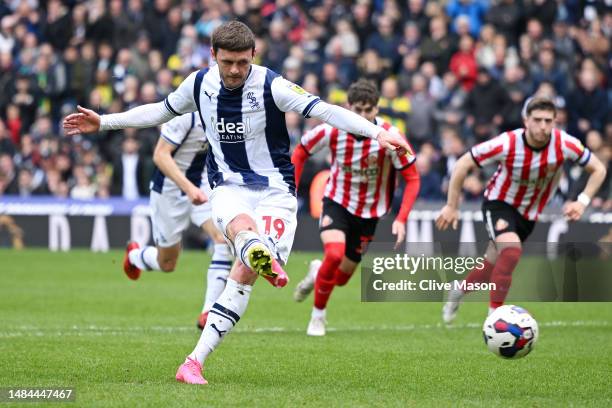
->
<box><xmin>150</xmin><ymin>188</ymin><xmax>212</xmax><ymax>247</ymax></box>
<box><xmin>210</xmin><ymin>184</ymin><xmax>298</xmax><ymax>265</ymax></box>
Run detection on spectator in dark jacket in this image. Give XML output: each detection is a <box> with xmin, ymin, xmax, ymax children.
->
<box><xmin>567</xmin><ymin>67</ymin><xmax>608</xmax><ymax>141</ymax></box>
<box><xmin>465</xmin><ymin>67</ymin><xmax>510</xmax><ymax>141</ymax></box>
<box><xmin>110</xmin><ymin>137</ymin><xmax>152</xmax><ymax>199</ymax></box>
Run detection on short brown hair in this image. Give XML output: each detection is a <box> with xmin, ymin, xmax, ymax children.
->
<box><xmin>347</xmin><ymin>79</ymin><xmax>380</xmax><ymax>106</ymax></box>
<box><xmin>212</xmin><ymin>21</ymin><xmax>256</xmax><ymax>53</ymax></box>
<box><xmin>525</xmin><ymin>97</ymin><xmax>557</xmax><ymax>117</ymax></box>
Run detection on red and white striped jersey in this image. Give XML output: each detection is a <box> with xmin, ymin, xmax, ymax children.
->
<box><xmin>300</xmin><ymin>117</ymin><xmax>416</xmax><ymax>218</ymax></box>
<box><xmin>471</xmin><ymin>128</ymin><xmax>591</xmax><ymax>220</ymax></box>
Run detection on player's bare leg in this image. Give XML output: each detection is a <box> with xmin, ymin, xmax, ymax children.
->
<box><xmin>124</xmin><ymin>242</ymin><xmax>181</xmax><ymax>280</ymax></box>
<box><xmin>198</xmin><ymin>219</ymin><xmax>232</xmax><ymax>330</ymax></box>
<box><xmin>443</xmin><ymin>241</ymin><xmax>498</xmax><ymax>324</ymax></box>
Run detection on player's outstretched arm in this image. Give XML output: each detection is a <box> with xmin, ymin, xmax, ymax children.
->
<box><xmin>63</xmin><ymin>71</ymin><xmax>199</xmax><ymax>135</ymax></box>
<box><xmin>153</xmin><ymin>138</ymin><xmax>207</xmax><ymax>205</ymax></box>
<box><xmin>435</xmin><ymin>153</ymin><xmax>476</xmax><ymax>231</ymax></box>
<box><xmin>63</xmin><ymin>102</ymin><xmax>177</xmax><ymax>135</ymax></box>
<box><xmin>309</xmin><ymin>101</ymin><xmax>411</xmax><ymax>153</ymax></box>
<box><xmin>563</xmin><ymin>154</ymin><xmax>607</xmax><ymax>221</ymax></box>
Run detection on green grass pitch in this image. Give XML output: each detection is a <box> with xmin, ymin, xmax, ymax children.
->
<box><xmin>1</xmin><ymin>249</ymin><xmax>611</xmax><ymax>407</ymax></box>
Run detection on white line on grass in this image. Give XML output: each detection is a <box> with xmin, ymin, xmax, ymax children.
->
<box><xmin>0</xmin><ymin>320</ymin><xmax>609</xmax><ymax>338</ymax></box>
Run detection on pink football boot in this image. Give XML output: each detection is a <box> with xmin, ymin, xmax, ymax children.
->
<box><xmin>176</xmin><ymin>357</ymin><xmax>207</xmax><ymax>385</ymax></box>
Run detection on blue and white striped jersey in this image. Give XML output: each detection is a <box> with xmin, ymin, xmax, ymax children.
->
<box><xmin>164</xmin><ymin>64</ymin><xmax>322</xmax><ymax>195</ymax></box>
<box><xmin>150</xmin><ymin>112</ymin><xmax>209</xmax><ymax>195</ymax></box>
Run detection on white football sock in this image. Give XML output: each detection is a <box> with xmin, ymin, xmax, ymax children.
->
<box><xmin>202</xmin><ymin>243</ymin><xmax>232</xmax><ymax>312</ymax></box>
<box><xmin>189</xmin><ymin>278</ymin><xmax>252</xmax><ymax>365</ymax></box>
<box><xmin>128</xmin><ymin>246</ymin><xmax>161</xmax><ymax>270</ymax></box>
<box><xmin>233</xmin><ymin>230</ymin><xmax>266</xmax><ymax>269</ymax></box>
<box><xmin>311</xmin><ymin>307</ymin><xmax>326</xmax><ymax>319</ymax></box>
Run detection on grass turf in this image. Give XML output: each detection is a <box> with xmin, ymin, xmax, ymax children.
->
<box><xmin>0</xmin><ymin>249</ymin><xmax>611</xmax><ymax>407</ymax></box>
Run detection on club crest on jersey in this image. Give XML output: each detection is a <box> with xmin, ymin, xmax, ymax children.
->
<box><xmin>246</xmin><ymin>92</ymin><xmax>260</xmax><ymax>110</ymax></box>
<box><xmin>495</xmin><ymin>218</ymin><xmax>509</xmax><ymax>231</ymax></box>
<box><xmin>211</xmin><ymin>117</ymin><xmax>251</xmax><ymax>142</ymax></box>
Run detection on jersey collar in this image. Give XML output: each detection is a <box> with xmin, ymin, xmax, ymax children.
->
<box><xmin>522</xmin><ymin>128</ymin><xmax>551</xmax><ymax>152</ymax></box>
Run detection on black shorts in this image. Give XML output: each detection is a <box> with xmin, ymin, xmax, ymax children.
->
<box><xmin>482</xmin><ymin>200</ymin><xmax>535</xmax><ymax>243</ymax></box>
<box><xmin>319</xmin><ymin>198</ymin><xmax>379</xmax><ymax>263</ymax></box>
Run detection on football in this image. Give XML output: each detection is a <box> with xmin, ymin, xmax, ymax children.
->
<box><xmin>483</xmin><ymin>305</ymin><xmax>539</xmax><ymax>359</ymax></box>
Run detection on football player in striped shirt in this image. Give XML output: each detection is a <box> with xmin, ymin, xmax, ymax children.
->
<box><xmin>63</xmin><ymin>21</ymin><xmax>410</xmax><ymax>384</ymax></box>
<box><xmin>121</xmin><ymin>113</ymin><xmax>232</xmax><ymax>331</ymax></box>
<box><xmin>291</xmin><ymin>79</ymin><xmax>421</xmax><ymax>336</ymax></box>
<box><xmin>436</xmin><ymin>97</ymin><xmax>607</xmax><ymax>323</ymax></box>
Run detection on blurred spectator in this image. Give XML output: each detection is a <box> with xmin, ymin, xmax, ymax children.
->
<box><xmin>0</xmin><ymin>119</ymin><xmax>15</xmax><ymax>156</ymax></box>
<box><xmin>416</xmin><ymin>144</ymin><xmax>444</xmax><ymax>200</ymax></box>
<box><xmin>524</xmin><ymin>0</ymin><xmax>557</xmax><ymax>32</ymax></box>
<box><xmin>530</xmin><ymin>45</ymin><xmax>570</xmax><ymax>97</ymax></box>
<box><xmin>352</xmin><ymin>1</ymin><xmax>374</xmax><ymax>51</ymax></box>
<box><xmin>378</xmin><ymin>77</ymin><xmax>410</xmax><ymax>135</ymax></box>
<box><xmin>485</xmin><ymin>0</ymin><xmax>521</xmax><ymax>45</ymax></box>
<box><xmin>110</xmin><ymin>136</ymin><xmax>151</xmax><ymax>200</ymax></box>
<box><xmin>41</xmin><ymin>0</ymin><xmax>72</xmax><ymax>51</ymax></box>
<box><xmin>446</xmin><ymin>0</ymin><xmax>488</xmax><ymax>38</ymax></box>
<box><xmin>263</xmin><ymin>19</ymin><xmax>289</xmax><ymax>73</ymax></box>
<box><xmin>420</xmin><ymin>16</ymin><xmax>456</xmax><ymax>77</ymax></box>
<box><xmin>397</xmin><ymin>21</ymin><xmax>421</xmax><ymax>58</ymax></box>
<box><xmin>365</xmin><ymin>14</ymin><xmax>400</xmax><ymax>70</ymax></box>
<box><xmin>407</xmin><ymin>73</ymin><xmax>436</xmax><ymax>148</ymax></box>
<box><xmin>70</xmin><ymin>164</ymin><xmax>96</xmax><ymax>200</ymax></box>
<box><xmin>567</xmin><ymin>66</ymin><xmax>608</xmax><ymax>141</ymax></box>
<box><xmin>434</xmin><ymin>71</ymin><xmax>467</xmax><ymax>128</ymax></box>
<box><xmin>449</xmin><ymin>34</ymin><xmax>478</xmax><ymax>91</ymax></box>
<box><xmin>465</xmin><ymin>67</ymin><xmax>510</xmax><ymax>142</ymax></box>
<box><xmin>439</xmin><ymin>126</ymin><xmax>467</xmax><ymax>189</ymax></box>
<box><xmin>0</xmin><ymin>153</ymin><xmax>17</xmax><ymax>194</ymax></box>
<box><xmin>402</xmin><ymin>0</ymin><xmax>429</xmax><ymax>34</ymax></box>
<box><xmin>397</xmin><ymin>51</ymin><xmax>420</xmax><ymax>93</ymax></box>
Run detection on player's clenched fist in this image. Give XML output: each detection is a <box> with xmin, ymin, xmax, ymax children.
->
<box><xmin>63</xmin><ymin>105</ymin><xmax>101</xmax><ymax>135</ymax></box>
<box><xmin>435</xmin><ymin>205</ymin><xmax>460</xmax><ymax>231</ymax></box>
<box><xmin>185</xmin><ymin>185</ymin><xmax>208</xmax><ymax>205</ymax></box>
<box><xmin>376</xmin><ymin>129</ymin><xmax>411</xmax><ymax>155</ymax></box>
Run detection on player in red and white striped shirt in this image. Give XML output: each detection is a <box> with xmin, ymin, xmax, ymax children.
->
<box><xmin>436</xmin><ymin>97</ymin><xmax>607</xmax><ymax>323</ymax></box>
<box><xmin>291</xmin><ymin>79</ymin><xmax>420</xmax><ymax>336</ymax></box>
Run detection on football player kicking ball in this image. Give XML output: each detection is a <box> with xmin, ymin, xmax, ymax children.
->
<box><xmin>122</xmin><ymin>112</ymin><xmax>232</xmax><ymax>330</ymax></box>
<box><xmin>436</xmin><ymin>97</ymin><xmax>606</xmax><ymax>323</ymax></box>
<box><xmin>63</xmin><ymin>21</ymin><xmax>410</xmax><ymax>385</ymax></box>
<box><xmin>291</xmin><ymin>79</ymin><xmax>421</xmax><ymax>336</ymax></box>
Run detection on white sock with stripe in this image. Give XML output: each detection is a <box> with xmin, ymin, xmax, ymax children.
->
<box><xmin>202</xmin><ymin>243</ymin><xmax>232</xmax><ymax>312</ymax></box>
<box><xmin>128</xmin><ymin>246</ymin><xmax>161</xmax><ymax>271</ymax></box>
<box><xmin>233</xmin><ymin>230</ymin><xmax>267</xmax><ymax>269</ymax></box>
<box><xmin>190</xmin><ymin>278</ymin><xmax>252</xmax><ymax>364</ymax></box>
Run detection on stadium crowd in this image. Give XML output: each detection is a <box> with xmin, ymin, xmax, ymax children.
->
<box><xmin>0</xmin><ymin>0</ymin><xmax>610</xmax><ymax>211</ymax></box>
